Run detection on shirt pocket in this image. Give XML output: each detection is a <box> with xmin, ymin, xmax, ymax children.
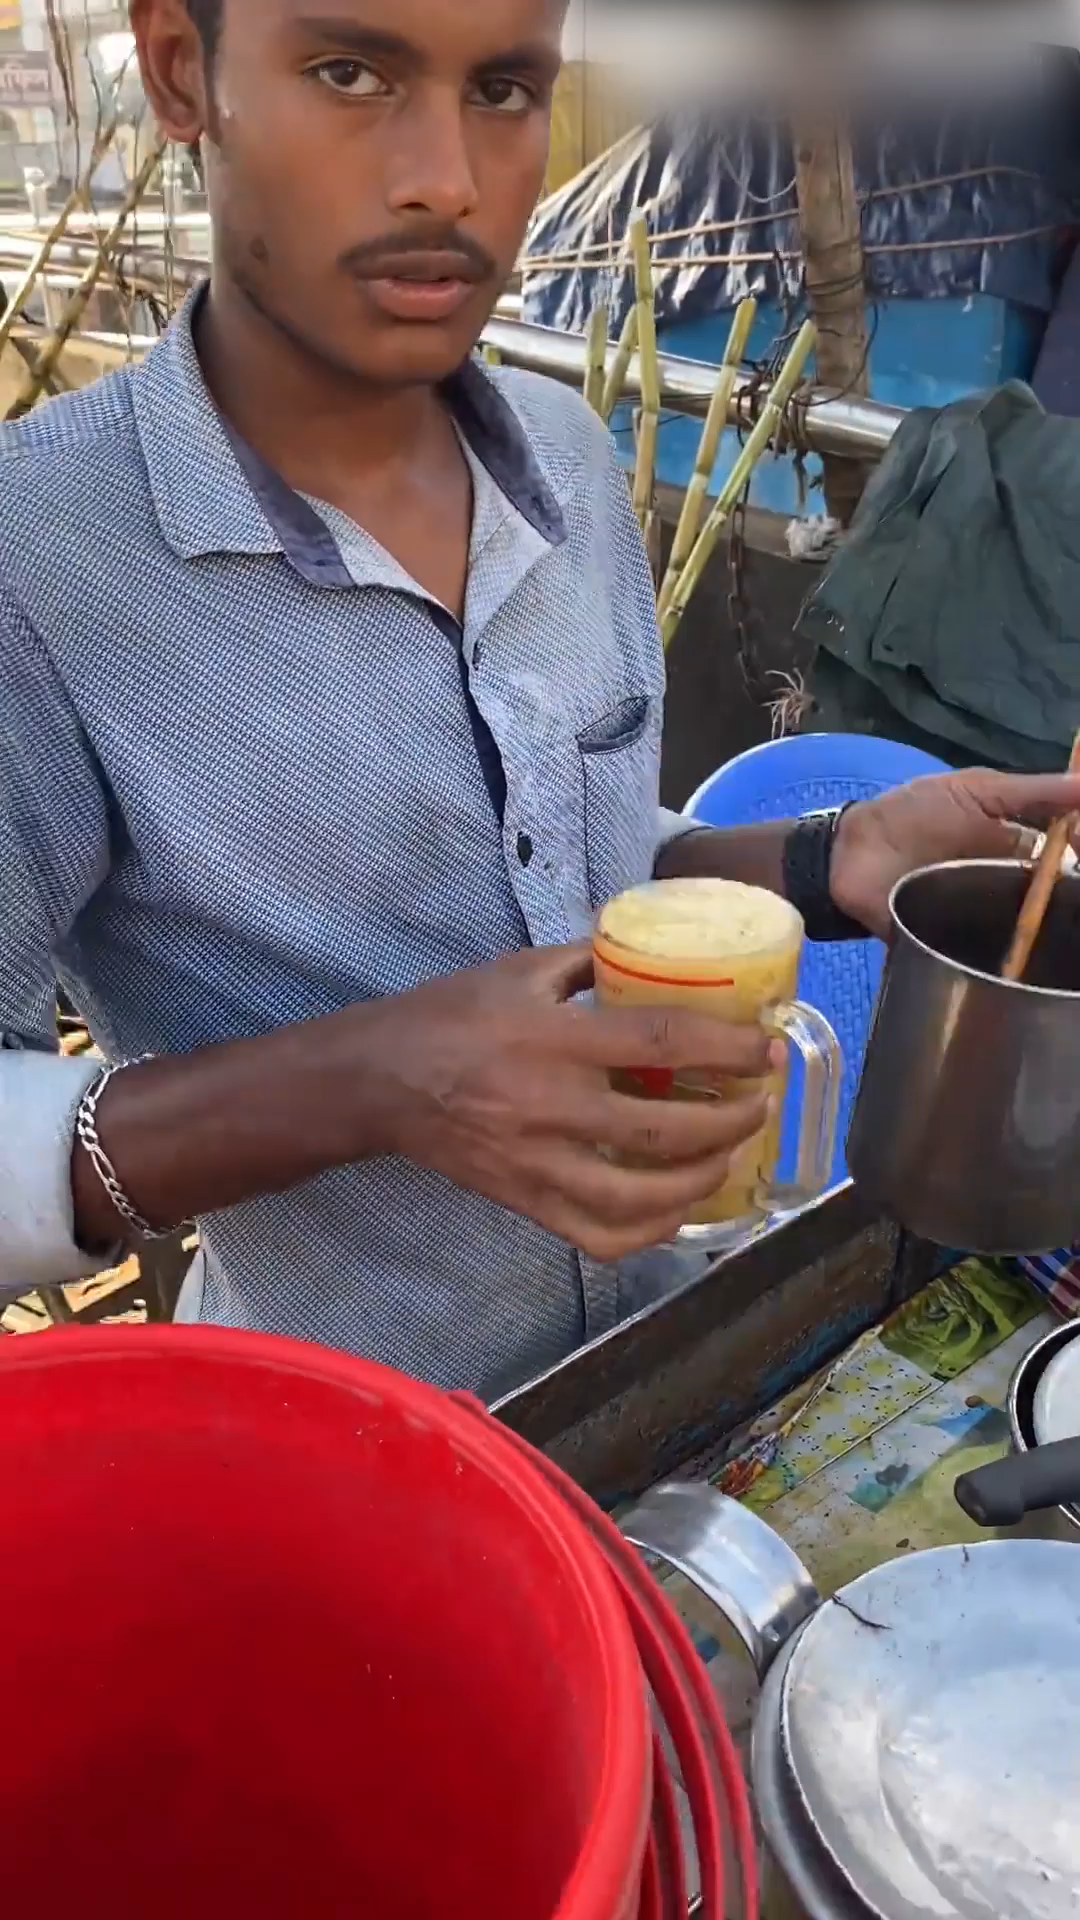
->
<box><xmin>578</xmin><ymin>693</ymin><xmax>662</xmax><ymax>912</ymax></box>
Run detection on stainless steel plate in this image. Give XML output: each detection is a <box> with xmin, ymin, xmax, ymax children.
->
<box><xmin>779</xmin><ymin>1540</ymin><xmax>1080</xmax><ymax>1920</ymax></box>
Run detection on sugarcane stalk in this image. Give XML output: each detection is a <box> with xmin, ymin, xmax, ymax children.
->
<box><xmin>599</xmin><ymin>303</ymin><xmax>637</xmax><ymax>423</ymax></box>
<box><xmin>8</xmin><ymin>140</ymin><xmax>165</xmax><ymax>420</ymax></box>
<box><xmin>656</xmin><ymin>296</ymin><xmax>757</xmax><ymax>622</ymax></box>
<box><xmin>629</xmin><ymin>212</ymin><xmax>659</xmax><ymax>556</ymax></box>
<box><xmin>661</xmin><ymin>319</ymin><xmax>817</xmax><ymax>650</ymax></box>
<box><xmin>0</xmin><ymin>112</ymin><xmax>120</xmax><ymax>361</ymax></box>
<box><xmin>582</xmin><ymin>300</ymin><xmax>609</xmax><ymax>413</ymax></box>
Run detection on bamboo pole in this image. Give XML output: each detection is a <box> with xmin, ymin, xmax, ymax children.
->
<box><xmin>656</xmin><ymin>297</ymin><xmax>757</xmax><ymax>622</ymax></box>
<box><xmin>791</xmin><ymin>107</ymin><xmax>870</xmax><ymax>526</ymax></box>
<box><xmin>7</xmin><ymin>141</ymin><xmax>166</xmax><ymax>420</ymax></box>
<box><xmin>0</xmin><ymin>113</ymin><xmax>120</xmax><ymax>361</ymax></box>
<box><xmin>599</xmin><ymin>303</ymin><xmax>637</xmax><ymax>423</ymax></box>
<box><xmin>629</xmin><ymin>212</ymin><xmax>659</xmax><ymax>565</ymax></box>
<box><xmin>582</xmin><ymin>300</ymin><xmax>609</xmax><ymax>413</ymax></box>
<box><xmin>660</xmin><ymin>319</ymin><xmax>817</xmax><ymax>650</ymax></box>
<box><xmin>1002</xmin><ymin>731</ymin><xmax>1080</xmax><ymax>980</ymax></box>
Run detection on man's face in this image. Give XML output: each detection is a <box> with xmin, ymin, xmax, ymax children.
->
<box><xmin>137</xmin><ymin>0</ymin><xmax>563</xmax><ymax>385</ymax></box>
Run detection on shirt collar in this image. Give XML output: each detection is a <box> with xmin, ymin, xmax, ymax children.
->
<box><xmin>130</xmin><ymin>285</ymin><xmax>566</xmax><ymax>583</ymax></box>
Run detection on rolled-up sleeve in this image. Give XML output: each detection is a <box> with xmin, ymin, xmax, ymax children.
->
<box><xmin>654</xmin><ymin>805</ymin><xmax>707</xmax><ymax>864</ymax></box>
<box><xmin>0</xmin><ymin>573</ymin><xmax>115</xmax><ymax>1292</ymax></box>
<box><xmin>0</xmin><ymin>1045</ymin><xmax>106</xmax><ymax>1288</ymax></box>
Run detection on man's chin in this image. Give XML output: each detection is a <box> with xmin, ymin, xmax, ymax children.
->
<box><xmin>343</xmin><ymin>289</ymin><xmax>497</xmax><ymax>387</ymax></box>
<box><xmin>220</xmin><ymin>265</ymin><xmax>497</xmax><ymax>391</ymax></box>
<box><xmin>350</xmin><ymin>330</ymin><xmax>484</xmax><ymax>388</ymax></box>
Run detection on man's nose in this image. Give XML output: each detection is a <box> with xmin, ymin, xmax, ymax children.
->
<box><xmin>383</xmin><ymin>83</ymin><xmax>481</xmax><ymax>223</ymax></box>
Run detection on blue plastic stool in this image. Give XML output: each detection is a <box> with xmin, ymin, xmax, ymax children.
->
<box><xmin>683</xmin><ymin>733</ymin><xmax>950</xmax><ymax>1188</ymax></box>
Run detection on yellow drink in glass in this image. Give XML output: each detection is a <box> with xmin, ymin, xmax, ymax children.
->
<box><xmin>593</xmin><ymin>878</ymin><xmax>841</xmax><ymax>1245</ymax></box>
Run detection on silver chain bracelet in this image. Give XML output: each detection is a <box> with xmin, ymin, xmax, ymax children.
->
<box><xmin>74</xmin><ymin>1058</ymin><xmax>172</xmax><ymax>1241</ymax></box>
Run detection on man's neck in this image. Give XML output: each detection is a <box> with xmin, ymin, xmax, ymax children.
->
<box><xmin>194</xmin><ymin>277</ymin><xmax>449</xmax><ymax>497</ymax></box>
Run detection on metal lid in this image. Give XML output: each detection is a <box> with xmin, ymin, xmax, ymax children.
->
<box><xmin>779</xmin><ymin>1540</ymin><xmax>1080</xmax><ymax>1919</ymax></box>
<box><xmin>1032</xmin><ymin>1330</ymin><xmax>1080</xmax><ymax>1448</ymax></box>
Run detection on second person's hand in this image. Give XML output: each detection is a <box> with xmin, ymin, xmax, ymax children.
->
<box><xmin>352</xmin><ymin>942</ymin><xmax>779</xmax><ymax>1263</ymax></box>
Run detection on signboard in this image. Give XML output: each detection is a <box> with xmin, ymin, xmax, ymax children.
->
<box><xmin>0</xmin><ymin>52</ymin><xmax>53</xmax><ymax>111</ymax></box>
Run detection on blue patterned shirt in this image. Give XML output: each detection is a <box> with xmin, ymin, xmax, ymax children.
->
<box><xmin>0</xmin><ymin>291</ymin><xmax>692</xmax><ymax>1398</ymax></box>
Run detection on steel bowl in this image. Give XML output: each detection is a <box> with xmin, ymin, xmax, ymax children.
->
<box><xmin>1007</xmin><ymin>1320</ymin><xmax>1080</xmax><ymax>1537</ymax></box>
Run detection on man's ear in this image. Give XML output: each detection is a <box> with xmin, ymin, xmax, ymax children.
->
<box><xmin>130</xmin><ymin>0</ymin><xmax>209</xmax><ymax>148</ymax></box>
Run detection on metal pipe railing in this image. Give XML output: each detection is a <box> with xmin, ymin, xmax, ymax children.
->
<box><xmin>480</xmin><ymin>315</ymin><xmax>904</xmax><ymax>462</ymax></box>
<box><xmin>0</xmin><ymin>234</ymin><xmax>902</xmax><ymax>462</ymax></box>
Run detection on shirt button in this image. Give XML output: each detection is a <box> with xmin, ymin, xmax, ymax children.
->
<box><xmin>517</xmin><ymin>832</ymin><xmax>534</xmax><ymax>867</ymax></box>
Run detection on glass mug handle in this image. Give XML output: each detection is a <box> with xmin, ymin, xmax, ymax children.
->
<box><xmin>759</xmin><ymin>1000</ymin><xmax>842</xmax><ymax>1213</ymax></box>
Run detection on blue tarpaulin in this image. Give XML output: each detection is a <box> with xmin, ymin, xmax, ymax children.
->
<box><xmin>523</xmin><ymin>51</ymin><xmax>1080</xmax><ymax>336</ymax></box>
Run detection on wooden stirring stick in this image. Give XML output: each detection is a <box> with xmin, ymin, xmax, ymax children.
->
<box><xmin>1001</xmin><ymin>730</ymin><xmax>1080</xmax><ymax>982</ymax></box>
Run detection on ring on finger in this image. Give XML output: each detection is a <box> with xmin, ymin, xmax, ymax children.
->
<box><xmin>1011</xmin><ymin>823</ymin><xmax>1078</xmax><ymax>871</ymax></box>
<box><xmin>1012</xmin><ymin>823</ymin><xmax>1042</xmax><ymax>862</ymax></box>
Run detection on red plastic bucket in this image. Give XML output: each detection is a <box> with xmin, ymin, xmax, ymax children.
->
<box><xmin>0</xmin><ymin>1327</ymin><xmax>755</xmax><ymax>1919</ymax></box>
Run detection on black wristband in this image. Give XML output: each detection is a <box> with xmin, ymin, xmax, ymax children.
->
<box><xmin>782</xmin><ymin>806</ymin><xmax>869</xmax><ymax>942</ymax></box>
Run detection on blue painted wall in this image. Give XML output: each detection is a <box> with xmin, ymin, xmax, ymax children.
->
<box><xmin>611</xmin><ymin>296</ymin><xmax>1046</xmax><ymax>519</ymax></box>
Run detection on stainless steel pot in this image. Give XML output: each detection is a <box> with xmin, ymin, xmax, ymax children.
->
<box><xmin>622</xmin><ymin>1481</ymin><xmax>1080</xmax><ymax>1920</ymax></box>
<box><xmin>847</xmin><ymin>860</ymin><xmax>1080</xmax><ymax>1253</ymax></box>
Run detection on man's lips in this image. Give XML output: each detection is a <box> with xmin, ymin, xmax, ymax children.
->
<box><xmin>352</xmin><ymin>250</ymin><xmax>488</xmax><ymax>323</ymax></box>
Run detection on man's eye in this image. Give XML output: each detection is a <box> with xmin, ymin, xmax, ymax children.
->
<box><xmin>310</xmin><ymin>59</ymin><xmax>385</xmax><ymax>98</ymax></box>
<box><xmin>469</xmin><ymin>76</ymin><xmax>534</xmax><ymax>113</ymax></box>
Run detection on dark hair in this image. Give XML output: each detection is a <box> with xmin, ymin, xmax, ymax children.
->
<box><xmin>186</xmin><ymin>0</ymin><xmax>221</xmax><ymax>56</ymax></box>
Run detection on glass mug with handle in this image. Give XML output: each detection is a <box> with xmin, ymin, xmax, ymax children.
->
<box><xmin>593</xmin><ymin>878</ymin><xmax>842</xmax><ymax>1249</ymax></box>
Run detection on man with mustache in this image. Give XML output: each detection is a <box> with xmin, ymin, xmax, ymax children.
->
<box><xmin>0</xmin><ymin>0</ymin><xmax>1076</xmax><ymax>1398</ymax></box>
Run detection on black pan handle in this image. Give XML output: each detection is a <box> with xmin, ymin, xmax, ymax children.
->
<box><xmin>955</xmin><ymin>1438</ymin><xmax>1080</xmax><ymax>1527</ymax></box>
